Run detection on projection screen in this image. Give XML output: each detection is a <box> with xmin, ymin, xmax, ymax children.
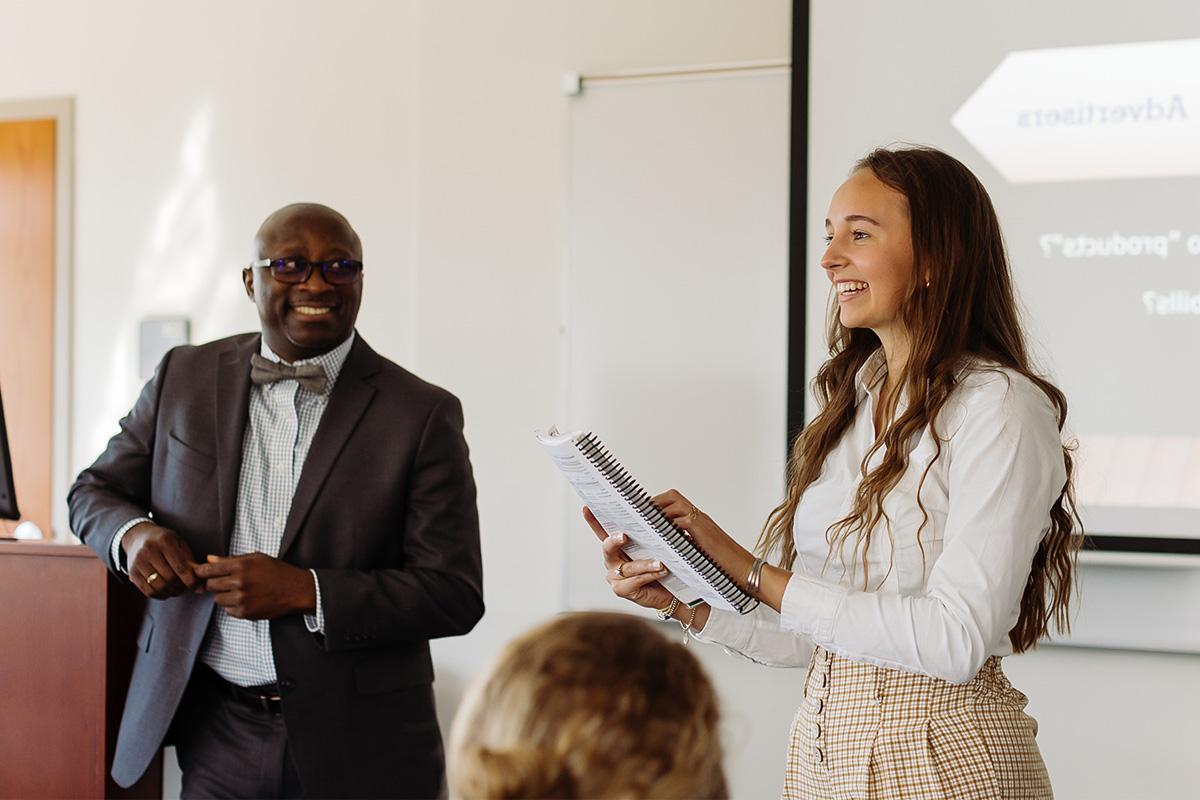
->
<box><xmin>802</xmin><ymin>3</ymin><xmax>1200</xmax><ymax>555</ymax></box>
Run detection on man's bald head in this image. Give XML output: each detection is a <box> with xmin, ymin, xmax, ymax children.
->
<box><xmin>253</xmin><ymin>203</ymin><xmax>362</xmax><ymax>261</ymax></box>
<box><xmin>244</xmin><ymin>202</ymin><xmax>365</xmax><ymax>362</ymax></box>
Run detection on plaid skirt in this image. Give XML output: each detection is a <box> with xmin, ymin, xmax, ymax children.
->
<box><xmin>784</xmin><ymin>647</ymin><xmax>1052</xmax><ymax>800</ymax></box>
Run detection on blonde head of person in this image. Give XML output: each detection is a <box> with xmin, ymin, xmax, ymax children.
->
<box><xmin>448</xmin><ymin>611</ymin><xmax>727</xmax><ymax>800</ymax></box>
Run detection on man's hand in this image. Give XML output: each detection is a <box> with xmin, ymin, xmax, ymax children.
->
<box><xmin>122</xmin><ymin>522</ymin><xmax>202</xmax><ymax>599</ymax></box>
<box><xmin>195</xmin><ymin>553</ymin><xmax>316</xmax><ymax>620</ymax></box>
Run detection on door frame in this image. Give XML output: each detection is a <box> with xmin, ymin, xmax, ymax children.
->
<box><xmin>0</xmin><ymin>98</ymin><xmax>74</xmax><ymax>539</ymax></box>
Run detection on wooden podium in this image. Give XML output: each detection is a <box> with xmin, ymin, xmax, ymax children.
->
<box><xmin>0</xmin><ymin>541</ymin><xmax>163</xmax><ymax>799</ymax></box>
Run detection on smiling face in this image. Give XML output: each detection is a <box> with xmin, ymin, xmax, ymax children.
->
<box><xmin>822</xmin><ymin>169</ymin><xmax>915</xmax><ymax>340</ymax></box>
<box><xmin>243</xmin><ymin>204</ymin><xmax>363</xmax><ymax>362</ymax></box>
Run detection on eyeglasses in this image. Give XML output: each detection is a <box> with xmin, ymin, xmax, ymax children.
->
<box><xmin>249</xmin><ymin>257</ymin><xmax>364</xmax><ymax>285</ymax></box>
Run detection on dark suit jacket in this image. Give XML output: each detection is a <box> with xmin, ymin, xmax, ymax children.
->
<box><xmin>68</xmin><ymin>332</ymin><xmax>484</xmax><ymax>799</ymax></box>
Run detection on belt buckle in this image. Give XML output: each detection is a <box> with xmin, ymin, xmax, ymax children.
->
<box><xmin>257</xmin><ymin>693</ymin><xmax>283</xmax><ymax>715</ymax></box>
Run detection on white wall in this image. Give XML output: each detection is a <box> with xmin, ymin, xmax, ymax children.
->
<box><xmin>2</xmin><ymin>1</ymin><xmax>1196</xmax><ymax>798</ymax></box>
<box><xmin>0</xmin><ymin>0</ymin><xmax>422</xmax><ymax>474</ymax></box>
<box><xmin>411</xmin><ymin>0</ymin><xmax>791</xmax><ymax>784</ymax></box>
<box><xmin>1005</xmin><ymin>642</ymin><xmax>1200</xmax><ymax>799</ymax></box>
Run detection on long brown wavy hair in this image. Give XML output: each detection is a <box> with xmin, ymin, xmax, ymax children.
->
<box><xmin>757</xmin><ymin>145</ymin><xmax>1081</xmax><ymax>653</ymax></box>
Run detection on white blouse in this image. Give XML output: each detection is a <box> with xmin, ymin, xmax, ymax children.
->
<box><xmin>695</xmin><ymin>349</ymin><xmax>1067</xmax><ymax>683</ymax></box>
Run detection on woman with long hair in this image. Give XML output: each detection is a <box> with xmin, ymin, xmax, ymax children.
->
<box><xmin>447</xmin><ymin>612</ymin><xmax>727</xmax><ymax>800</ymax></box>
<box><xmin>588</xmin><ymin>145</ymin><xmax>1081</xmax><ymax>799</ymax></box>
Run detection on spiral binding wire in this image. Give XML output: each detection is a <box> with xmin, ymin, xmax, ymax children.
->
<box><xmin>577</xmin><ymin>433</ymin><xmax>756</xmax><ymax>614</ymax></box>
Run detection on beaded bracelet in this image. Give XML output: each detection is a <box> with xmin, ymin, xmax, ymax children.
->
<box><xmin>656</xmin><ymin>596</ymin><xmax>679</xmax><ymax>621</ymax></box>
<box><xmin>679</xmin><ymin>605</ymin><xmax>699</xmax><ymax>644</ymax></box>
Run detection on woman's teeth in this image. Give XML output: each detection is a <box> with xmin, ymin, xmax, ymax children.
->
<box><xmin>838</xmin><ymin>281</ymin><xmax>868</xmax><ymax>297</ymax></box>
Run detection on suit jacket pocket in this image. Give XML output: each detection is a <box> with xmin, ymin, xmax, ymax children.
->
<box><xmin>166</xmin><ymin>431</ymin><xmax>215</xmax><ymax>475</ymax></box>
<box><xmin>354</xmin><ymin>651</ymin><xmax>434</xmax><ymax>695</ymax></box>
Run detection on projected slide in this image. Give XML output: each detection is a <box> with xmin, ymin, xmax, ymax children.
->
<box><xmin>954</xmin><ymin>38</ymin><xmax>1200</xmax><ymax>544</ymax></box>
<box><xmin>808</xmin><ymin>23</ymin><xmax>1200</xmax><ymax>550</ymax></box>
<box><xmin>951</xmin><ymin>39</ymin><xmax>1200</xmax><ymax>184</ymax></box>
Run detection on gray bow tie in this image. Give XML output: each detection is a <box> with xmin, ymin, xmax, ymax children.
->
<box><xmin>250</xmin><ymin>353</ymin><xmax>328</xmax><ymax>394</ymax></box>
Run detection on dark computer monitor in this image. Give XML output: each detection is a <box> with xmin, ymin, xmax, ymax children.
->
<box><xmin>0</xmin><ymin>383</ymin><xmax>19</xmax><ymax>520</ymax></box>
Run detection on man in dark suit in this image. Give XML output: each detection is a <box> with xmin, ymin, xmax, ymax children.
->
<box><xmin>69</xmin><ymin>203</ymin><xmax>484</xmax><ymax>799</ymax></box>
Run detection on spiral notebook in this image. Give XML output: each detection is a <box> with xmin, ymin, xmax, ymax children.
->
<box><xmin>538</xmin><ymin>427</ymin><xmax>757</xmax><ymax>614</ymax></box>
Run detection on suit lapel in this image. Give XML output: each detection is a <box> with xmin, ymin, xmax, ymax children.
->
<box><xmin>213</xmin><ymin>335</ymin><xmax>257</xmax><ymax>554</ymax></box>
<box><xmin>279</xmin><ymin>336</ymin><xmax>380</xmax><ymax>559</ymax></box>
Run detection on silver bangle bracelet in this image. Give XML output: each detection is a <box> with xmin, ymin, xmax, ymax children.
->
<box><xmin>746</xmin><ymin>557</ymin><xmax>766</xmax><ymax>597</ymax></box>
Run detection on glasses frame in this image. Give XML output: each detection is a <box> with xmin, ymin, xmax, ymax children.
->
<box><xmin>249</xmin><ymin>257</ymin><xmax>364</xmax><ymax>285</ymax></box>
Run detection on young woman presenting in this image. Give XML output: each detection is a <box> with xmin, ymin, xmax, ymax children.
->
<box><xmin>588</xmin><ymin>145</ymin><xmax>1080</xmax><ymax>799</ymax></box>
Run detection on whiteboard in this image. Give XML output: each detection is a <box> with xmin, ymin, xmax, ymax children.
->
<box><xmin>562</xmin><ymin>69</ymin><xmax>791</xmax><ymax>612</ymax></box>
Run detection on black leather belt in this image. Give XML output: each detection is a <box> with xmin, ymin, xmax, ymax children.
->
<box><xmin>198</xmin><ymin>664</ymin><xmax>284</xmax><ymax>715</ymax></box>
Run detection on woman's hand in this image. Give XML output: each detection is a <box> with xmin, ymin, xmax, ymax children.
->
<box><xmin>583</xmin><ymin>506</ymin><xmax>675</xmax><ymax>610</ymax></box>
<box><xmin>655</xmin><ymin>489</ymin><xmax>792</xmax><ymax>612</ymax></box>
<box><xmin>653</xmin><ymin>489</ymin><xmax>757</xmax><ymax>591</ymax></box>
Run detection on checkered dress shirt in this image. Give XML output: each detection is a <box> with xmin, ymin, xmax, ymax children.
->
<box><xmin>110</xmin><ymin>333</ymin><xmax>355</xmax><ymax>688</ymax></box>
<box><xmin>202</xmin><ymin>333</ymin><xmax>354</xmax><ymax>687</ymax></box>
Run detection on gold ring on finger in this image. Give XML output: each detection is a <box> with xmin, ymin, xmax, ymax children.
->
<box><xmin>614</xmin><ymin>563</ymin><xmax>625</xmax><ymax>578</ymax></box>
<box><xmin>147</xmin><ymin>572</ymin><xmax>159</xmax><ymax>584</ymax></box>
<box><xmin>689</xmin><ymin>504</ymin><xmax>701</xmax><ymax>517</ymax></box>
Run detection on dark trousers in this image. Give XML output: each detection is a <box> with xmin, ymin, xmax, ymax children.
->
<box><xmin>173</xmin><ymin>666</ymin><xmax>304</xmax><ymax>800</ymax></box>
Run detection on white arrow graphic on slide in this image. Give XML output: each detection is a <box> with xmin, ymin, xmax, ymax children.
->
<box><xmin>952</xmin><ymin>38</ymin><xmax>1200</xmax><ymax>183</ymax></box>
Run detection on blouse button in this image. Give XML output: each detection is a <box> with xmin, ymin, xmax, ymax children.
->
<box><xmin>811</xmin><ymin>723</ymin><xmax>822</xmax><ymax>739</ymax></box>
<box><xmin>814</xmin><ymin>747</ymin><xmax>825</xmax><ymax>764</ymax></box>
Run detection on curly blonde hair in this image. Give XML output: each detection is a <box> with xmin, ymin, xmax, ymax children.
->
<box><xmin>448</xmin><ymin>612</ymin><xmax>727</xmax><ymax>799</ymax></box>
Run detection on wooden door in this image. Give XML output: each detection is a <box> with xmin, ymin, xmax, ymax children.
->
<box><xmin>0</xmin><ymin>118</ymin><xmax>55</xmax><ymax>537</ymax></box>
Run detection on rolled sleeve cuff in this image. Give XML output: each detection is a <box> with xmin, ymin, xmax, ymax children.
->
<box><xmin>304</xmin><ymin>569</ymin><xmax>325</xmax><ymax>634</ymax></box>
<box><xmin>688</xmin><ymin>599</ymin><xmax>814</xmax><ymax>667</ymax></box>
<box><xmin>780</xmin><ymin>572</ymin><xmax>848</xmax><ymax>643</ymax></box>
<box><xmin>690</xmin><ymin>607</ymin><xmax>755</xmax><ymax>651</ymax></box>
<box><xmin>110</xmin><ymin>517</ymin><xmax>153</xmax><ymax>574</ymax></box>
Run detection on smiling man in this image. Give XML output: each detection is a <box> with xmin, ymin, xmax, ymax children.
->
<box><xmin>69</xmin><ymin>203</ymin><xmax>483</xmax><ymax>799</ymax></box>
